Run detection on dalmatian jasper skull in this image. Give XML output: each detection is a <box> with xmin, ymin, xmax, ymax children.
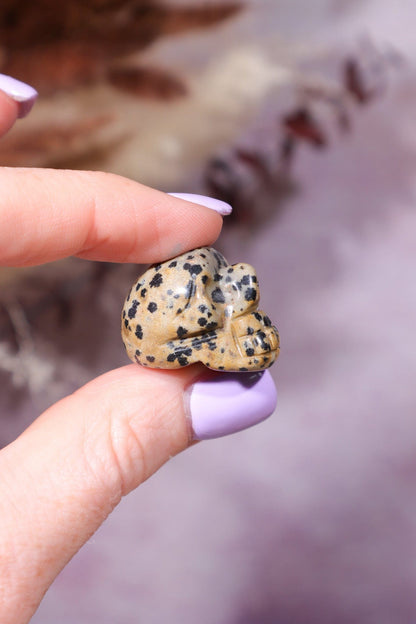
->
<box><xmin>121</xmin><ymin>247</ymin><xmax>279</xmax><ymax>372</ymax></box>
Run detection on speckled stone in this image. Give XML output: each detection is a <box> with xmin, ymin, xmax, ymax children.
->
<box><xmin>121</xmin><ymin>247</ymin><xmax>279</xmax><ymax>372</ymax></box>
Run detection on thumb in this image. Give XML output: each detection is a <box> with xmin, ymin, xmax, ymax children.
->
<box><xmin>0</xmin><ymin>364</ymin><xmax>276</xmax><ymax>623</ymax></box>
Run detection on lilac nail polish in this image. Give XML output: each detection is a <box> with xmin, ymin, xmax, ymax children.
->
<box><xmin>0</xmin><ymin>74</ymin><xmax>38</xmax><ymax>118</ymax></box>
<box><xmin>187</xmin><ymin>370</ymin><xmax>277</xmax><ymax>440</ymax></box>
<box><xmin>168</xmin><ymin>193</ymin><xmax>232</xmax><ymax>216</ymax></box>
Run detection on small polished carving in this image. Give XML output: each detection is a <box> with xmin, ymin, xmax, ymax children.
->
<box><xmin>122</xmin><ymin>247</ymin><xmax>279</xmax><ymax>372</ymax></box>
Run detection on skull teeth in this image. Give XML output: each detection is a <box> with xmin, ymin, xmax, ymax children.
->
<box><xmin>239</xmin><ymin>330</ymin><xmax>276</xmax><ymax>356</ymax></box>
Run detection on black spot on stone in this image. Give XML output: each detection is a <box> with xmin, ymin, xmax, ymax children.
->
<box><xmin>213</xmin><ymin>250</ymin><xmax>227</xmax><ymax>267</ymax></box>
<box><xmin>167</xmin><ymin>289</ymin><xmax>174</xmax><ymax>296</ymax></box>
<box><xmin>172</xmin><ymin>347</ymin><xmax>192</xmax><ymax>366</ymax></box>
<box><xmin>256</xmin><ymin>331</ymin><xmax>271</xmax><ymax>351</ymax></box>
<box><xmin>247</xmin><ymin>327</ymin><xmax>254</xmax><ymax>335</ymax></box>
<box><xmin>128</xmin><ymin>300</ymin><xmax>140</xmax><ymax>319</ymax></box>
<box><xmin>124</xmin><ymin>319</ymin><xmax>129</xmax><ymax>329</ymax></box>
<box><xmin>264</xmin><ymin>315</ymin><xmax>272</xmax><ymax>327</ymax></box>
<box><xmin>198</xmin><ymin>317</ymin><xmax>207</xmax><ymax>327</ymax></box>
<box><xmin>220</xmin><ymin>348</ymin><xmax>225</xmax><ymax>353</ymax></box>
<box><xmin>213</xmin><ymin>273</ymin><xmax>222</xmax><ymax>282</ymax></box>
<box><xmin>201</xmin><ymin>275</ymin><xmax>208</xmax><ymax>284</ymax></box>
<box><xmin>227</xmin><ymin>267</ymin><xmax>234</xmax><ymax>273</ymax></box>
<box><xmin>176</xmin><ymin>308</ymin><xmax>183</xmax><ymax>315</ymax></box>
<box><xmin>212</xmin><ymin>287</ymin><xmax>225</xmax><ymax>303</ymax></box>
<box><xmin>135</xmin><ymin>282</ymin><xmax>142</xmax><ymax>291</ymax></box>
<box><xmin>122</xmin><ymin>310</ymin><xmax>126</xmax><ymax>318</ymax></box>
<box><xmin>146</xmin><ymin>355</ymin><xmax>155</xmax><ymax>363</ymax></box>
<box><xmin>135</xmin><ymin>349</ymin><xmax>141</xmax><ymax>356</ymax></box>
<box><xmin>191</xmin><ymin>337</ymin><xmax>203</xmax><ymax>351</ymax></box>
<box><xmin>245</xmin><ymin>348</ymin><xmax>255</xmax><ymax>357</ymax></box>
<box><xmin>177</xmin><ymin>326</ymin><xmax>188</xmax><ymax>338</ymax></box>
<box><xmin>254</xmin><ymin>312</ymin><xmax>262</xmax><ymax>321</ymax></box>
<box><xmin>174</xmin><ymin>294</ymin><xmax>180</xmax><ymax>299</ymax></box>
<box><xmin>153</xmin><ymin>263</ymin><xmax>162</xmax><ymax>270</ymax></box>
<box><xmin>147</xmin><ymin>302</ymin><xmax>157</xmax><ymax>313</ymax></box>
<box><xmin>225</xmin><ymin>276</ymin><xmax>232</xmax><ymax>283</ymax></box>
<box><xmin>218</xmin><ymin>366</ymin><xmax>225</xmax><ymax>370</ymax></box>
<box><xmin>184</xmin><ymin>263</ymin><xmax>203</xmax><ymax>276</ymax></box>
<box><xmin>198</xmin><ymin>304</ymin><xmax>208</xmax><ymax>313</ymax></box>
<box><xmin>244</xmin><ymin>288</ymin><xmax>257</xmax><ymax>302</ymax></box>
<box><xmin>135</xmin><ymin>325</ymin><xmax>143</xmax><ymax>339</ymax></box>
<box><xmin>186</xmin><ymin>255</ymin><xmax>194</xmax><ymax>260</ymax></box>
<box><xmin>179</xmin><ymin>347</ymin><xmax>192</xmax><ymax>357</ymax></box>
<box><xmin>168</xmin><ymin>261</ymin><xmax>177</xmax><ymax>268</ymax></box>
<box><xmin>200</xmin><ymin>253</ymin><xmax>206</xmax><ymax>258</ymax></box>
<box><xmin>206</xmin><ymin>321</ymin><xmax>218</xmax><ymax>331</ymax></box>
<box><xmin>239</xmin><ymin>367</ymin><xmax>248</xmax><ymax>371</ymax></box>
<box><xmin>184</xmin><ymin>280</ymin><xmax>196</xmax><ymax>309</ymax></box>
<box><xmin>241</xmin><ymin>274</ymin><xmax>251</xmax><ymax>285</ymax></box>
<box><xmin>150</xmin><ymin>273</ymin><xmax>163</xmax><ymax>288</ymax></box>
<box><xmin>140</xmin><ymin>288</ymin><xmax>147</xmax><ymax>297</ymax></box>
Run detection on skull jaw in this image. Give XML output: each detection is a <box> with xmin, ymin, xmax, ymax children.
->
<box><xmin>169</xmin><ymin>310</ymin><xmax>280</xmax><ymax>372</ymax></box>
<box><xmin>122</xmin><ymin>310</ymin><xmax>280</xmax><ymax>372</ymax></box>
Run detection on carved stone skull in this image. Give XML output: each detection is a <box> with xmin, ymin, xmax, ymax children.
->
<box><xmin>121</xmin><ymin>246</ymin><xmax>279</xmax><ymax>372</ymax></box>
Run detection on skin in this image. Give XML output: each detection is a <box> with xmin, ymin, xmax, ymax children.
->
<box><xmin>0</xmin><ymin>95</ymin><xmax>223</xmax><ymax>623</ymax></box>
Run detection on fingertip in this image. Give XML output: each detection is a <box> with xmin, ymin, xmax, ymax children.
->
<box><xmin>0</xmin><ymin>75</ymin><xmax>38</xmax><ymax>136</ymax></box>
<box><xmin>0</xmin><ymin>89</ymin><xmax>20</xmax><ymax>135</ymax></box>
<box><xmin>0</xmin><ymin>73</ymin><xmax>38</xmax><ymax>119</ymax></box>
<box><xmin>168</xmin><ymin>193</ymin><xmax>233</xmax><ymax>216</ymax></box>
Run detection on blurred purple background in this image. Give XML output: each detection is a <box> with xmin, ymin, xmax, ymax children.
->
<box><xmin>1</xmin><ymin>1</ymin><xmax>416</xmax><ymax>622</ymax></box>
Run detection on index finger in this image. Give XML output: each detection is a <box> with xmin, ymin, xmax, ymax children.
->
<box><xmin>0</xmin><ymin>168</ymin><xmax>226</xmax><ymax>267</ymax></box>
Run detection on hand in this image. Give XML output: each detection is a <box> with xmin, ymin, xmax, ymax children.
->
<box><xmin>0</xmin><ymin>76</ymin><xmax>277</xmax><ymax>623</ymax></box>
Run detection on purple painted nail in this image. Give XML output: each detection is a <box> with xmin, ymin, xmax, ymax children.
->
<box><xmin>0</xmin><ymin>74</ymin><xmax>38</xmax><ymax>118</ymax></box>
<box><xmin>187</xmin><ymin>370</ymin><xmax>277</xmax><ymax>440</ymax></box>
<box><xmin>168</xmin><ymin>193</ymin><xmax>232</xmax><ymax>216</ymax></box>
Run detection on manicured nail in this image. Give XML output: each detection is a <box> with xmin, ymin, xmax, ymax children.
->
<box><xmin>187</xmin><ymin>370</ymin><xmax>277</xmax><ymax>440</ymax></box>
<box><xmin>0</xmin><ymin>74</ymin><xmax>38</xmax><ymax>118</ymax></box>
<box><xmin>168</xmin><ymin>193</ymin><xmax>232</xmax><ymax>216</ymax></box>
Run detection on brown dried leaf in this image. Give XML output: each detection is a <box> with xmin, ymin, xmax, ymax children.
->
<box><xmin>0</xmin><ymin>1</ymin><xmax>244</xmax><ymax>95</ymax></box>
<box><xmin>107</xmin><ymin>64</ymin><xmax>187</xmax><ymax>99</ymax></box>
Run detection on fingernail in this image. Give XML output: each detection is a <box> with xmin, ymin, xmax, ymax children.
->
<box><xmin>0</xmin><ymin>74</ymin><xmax>38</xmax><ymax>118</ymax></box>
<box><xmin>168</xmin><ymin>193</ymin><xmax>232</xmax><ymax>216</ymax></box>
<box><xmin>187</xmin><ymin>370</ymin><xmax>277</xmax><ymax>440</ymax></box>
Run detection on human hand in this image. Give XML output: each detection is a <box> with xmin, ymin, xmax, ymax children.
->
<box><xmin>0</xmin><ymin>76</ymin><xmax>277</xmax><ymax>623</ymax></box>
